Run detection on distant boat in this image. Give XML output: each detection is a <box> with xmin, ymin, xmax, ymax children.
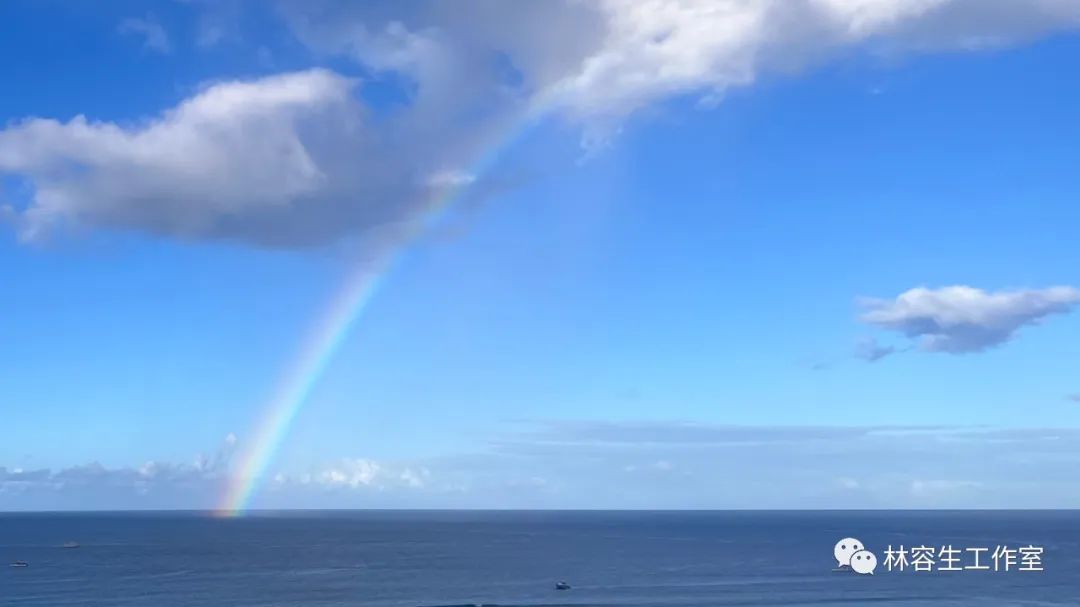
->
<box><xmin>10</xmin><ymin>561</ymin><xmax>28</xmax><ymax>568</ymax></box>
<box><xmin>555</xmin><ymin>581</ymin><xmax>571</xmax><ymax>590</ymax></box>
<box><xmin>62</xmin><ymin>541</ymin><xmax>80</xmax><ymax>549</ymax></box>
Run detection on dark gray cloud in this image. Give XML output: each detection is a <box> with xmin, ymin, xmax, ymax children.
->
<box><xmin>859</xmin><ymin>285</ymin><xmax>1080</xmax><ymax>353</ymax></box>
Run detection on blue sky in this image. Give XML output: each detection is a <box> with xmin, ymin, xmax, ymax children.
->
<box><xmin>2</xmin><ymin>0</ymin><xmax>1080</xmax><ymax>510</ymax></box>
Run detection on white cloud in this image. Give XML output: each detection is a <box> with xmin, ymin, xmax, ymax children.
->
<box><xmin>535</xmin><ymin>0</ymin><xmax>1080</xmax><ymax>123</ymax></box>
<box><xmin>400</xmin><ymin>467</ymin><xmax>430</xmax><ymax>488</ymax></box>
<box><xmin>542</xmin><ymin>0</ymin><xmax>770</xmax><ymax>121</ymax></box>
<box><xmin>836</xmin><ymin>476</ymin><xmax>860</xmax><ymax>489</ymax></box>
<box><xmin>288</xmin><ymin>0</ymin><xmax>1080</xmax><ymax>124</ymax></box>
<box><xmin>0</xmin><ymin>70</ymin><xmax>473</xmax><ymax>247</ymax></box>
<box><xmin>317</xmin><ymin>458</ymin><xmax>383</xmax><ymax>488</ymax></box>
<box><xmin>815</xmin><ymin>0</ymin><xmax>950</xmax><ymax>34</ymax></box>
<box><xmin>10</xmin><ymin>424</ymin><xmax>1080</xmax><ymax>509</ymax></box>
<box><xmin>271</xmin><ymin>458</ymin><xmax>431</xmax><ymax>492</ymax></box>
<box><xmin>623</xmin><ymin>459</ymin><xmax>675</xmax><ymax>473</ymax></box>
<box><xmin>118</xmin><ymin>16</ymin><xmax>172</xmax><ymax>54</ymax></box>
<box><xmin>5</xmin><ymin>1</ymin><xmax>1080</xmax><ymax>247</ymax></box>
<box><xmin>427</xmin><ymin>170</ymin><xmax>476</xmax><ymax>189</ymax></box>
<box><xmin>859</xmin><ymin>285</ymin><xmax>1080</xmax><ymax>353</ymax></box>
<box><xmin>0</xmin><ymin>434</ymin><xmax>237</xmax><ymax>508</ymax></box>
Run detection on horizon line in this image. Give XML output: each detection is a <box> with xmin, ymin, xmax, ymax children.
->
<box><xmin>4</xmin><ymin>507</ymin><xmax>1080</xmax><ymax>515</ymax></box>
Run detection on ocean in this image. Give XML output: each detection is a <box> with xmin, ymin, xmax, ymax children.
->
<box><xmin>2</xmin><ymin>510</ymin><xmax>1078</xmax><ymax>606</ymax></box>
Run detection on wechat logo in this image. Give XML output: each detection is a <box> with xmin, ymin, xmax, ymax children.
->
<box><xmin>835</xmin><ymin>537</ymin><xmax>877</xmax><ymax>575</ymax></box>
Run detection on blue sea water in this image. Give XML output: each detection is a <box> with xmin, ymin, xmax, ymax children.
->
<box><xmin>2</xmin><ymin>510</ymin><xmax>1078</xmax><ymax>606</ymax></box>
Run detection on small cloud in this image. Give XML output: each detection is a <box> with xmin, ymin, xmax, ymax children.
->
<box><xmin>624</xmin><ymin>460</ymin><xmax>675</xmax><ymax>474</ymax></box>
<box><xmin>1066</xmin><ymin>394</ymin><xmax>1080</xmax><ymax>403</ymax></box>
<box><xmin>196</xmin><ymin>19</ymin><xmax>226</xmax><ymax>49</ymax></box>
<box><xmin>427</xmin><ymin>170</ymin><xmax>476</xmax><ymax>189</ymax></box>
<box><xmin>274</xmin><ymin>458</ymin><xmax>429</xmax><ymax>492</ymax></box>
<box><xmin>859</xmin><ymin>286</ymin><xmax>1080</xmax><ymax>354</ymax></box>
<box><xmin>319</xmin><ymin>459</ymin><xmax>382</xmax><ymax>488</ymax></box>
<box><xmin>118</xmin><ymin>16</ymin><xmax>171</xmax><ymax>54</ymax></box>
<box><xmin>399</xmin><ymin>468</ymin><xmax>429</xmax><ymax>488</ymax></box>
<box><xmin>854</xmin><ymin>337</ymin><xmax>897</xmax><ymax>362</ymax></box>
<box><xmin>836</xmin><ymin>477</ymin><xmax>860</xmax><ymax>490</ymax></box>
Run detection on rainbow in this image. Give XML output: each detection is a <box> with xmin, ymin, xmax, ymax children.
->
<box><xmin>216</xmin><ymin>105</ymin><xmax>547</xmax><ymax>516</ymax></box>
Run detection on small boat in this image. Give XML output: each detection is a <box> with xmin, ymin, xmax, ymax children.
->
<box><xmin>555</xmin><ymin>581</ymin><xmax>571</xmax><ymax>590</ymax></box>
<box><xmin>62</xmin><ymin>541</ymin><xmax>80</xmax><ymax>549</ymax></box>
<box><xmin>10</xmin><ymin>561</ymin><xmax>28</xmax><ymax>568</ymax></box>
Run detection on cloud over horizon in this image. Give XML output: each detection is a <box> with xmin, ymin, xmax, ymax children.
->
<box><xmin>0</xmin><ymin>434</ymin><xmax>237</xmax><ymax>510</ymax></box>
<box><xmin>8</xmin><ymin>422</ymin><xmax>1080</xmax><ymax>510</ymax></box>
<box><xmin>3</xmin><ymin>0</ymin><xmax>1080</xmax><ymax>247</ymax></box>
